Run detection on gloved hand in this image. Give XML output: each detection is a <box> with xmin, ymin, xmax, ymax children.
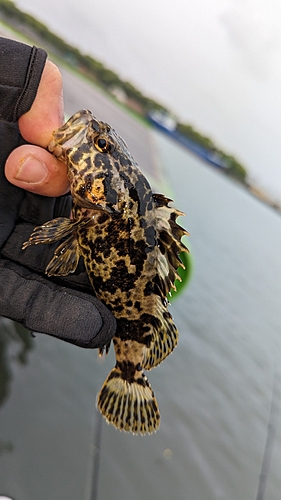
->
<box><xmin>0</xmin><ymin>38</ymin><xmax>116</xmax><ymax>348</ymax></box>
<box><xmin>0</xmin><ymin>175</ymin><xmax>116</xmax><ymax>348</ymax></box>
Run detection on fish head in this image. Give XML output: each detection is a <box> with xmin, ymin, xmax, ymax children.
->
<box><xmin>49</xmin><ymin>110</ymin><xmax>137</xmax><ymax>213</ymax></box>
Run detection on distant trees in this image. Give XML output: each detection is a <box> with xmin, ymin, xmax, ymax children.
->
<box><xmin>0</xmin><ymin>1</ymin><xmax>168</xmax><ymax>112</ymax></box>
<box><xmin>176</xmin><ymin>123</ymin><xmax>247</xmax><ymax>182</ymax></box>
<box><xmin>177</xmin><ymin>123</ymin><xmax>215</xmax><ymax>150</ymax></box>
<box><xmin>221</xmin><ymin>155</ymin><xmax>247</xmax><ymax>182</ymax></box>
<box><xmin>0</xmin><ymin>0</ymin><xmax>248</xmax><ymax>184</ymax></box>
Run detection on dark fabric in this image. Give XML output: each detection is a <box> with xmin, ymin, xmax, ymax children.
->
<box><xmin>0</xmin><ymin>38</ymin><xmax>47</xmax><ymax>122</ymax></box>
<box><xmin>0</xmin><ymin>260</ymin><xmax>115</xmax><ymax>348</ymax></box>
<box><xmin>0</xmin><ymin>38</ymin><xmax>116</xmax><ymax>347</ymax></box>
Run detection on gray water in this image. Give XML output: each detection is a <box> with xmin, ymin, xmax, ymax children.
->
<box><xmin>1</xmin><ymin>131</ymin><xmax>281</xmax><ymax>500</ymax></box>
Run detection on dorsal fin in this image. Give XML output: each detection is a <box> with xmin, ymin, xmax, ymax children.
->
<box><xmin>153</xmin><ymin>193</ymin><xmax>189</xmax><ymax>297</ymax></box>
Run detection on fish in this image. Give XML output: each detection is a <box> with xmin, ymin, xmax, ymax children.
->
<box><xmin>22</xmin><ymin>110</ymin><xmax>189</xmax><ymax>434</ymax></box>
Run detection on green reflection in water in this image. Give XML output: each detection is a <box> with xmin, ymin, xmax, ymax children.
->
<box><xmin>0</xmin><ymin>319</ymin><xmax>34</xmax><ymax>456</ymax></box>
<box><xmin>0</xmin><ymin>318</ymin><xmax>34</xmax><ymax>407</ymax></box>
<box><xmin>169</xmin><ymin>250</ymin><xmax>193</xmax><ymax>301</ymax></box>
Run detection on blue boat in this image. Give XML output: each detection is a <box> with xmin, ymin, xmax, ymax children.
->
<box><xmin>147</xmin><ymin>110</ymin><xmax>228</xmax><ymax>169</ymax></box>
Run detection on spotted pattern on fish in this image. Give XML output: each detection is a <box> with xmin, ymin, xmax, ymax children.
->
<box><xmin>22</xmin><ymin>110</ymin><xmax>189</xmax><ymax>435</ymax></box>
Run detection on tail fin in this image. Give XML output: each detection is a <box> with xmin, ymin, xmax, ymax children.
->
<box><xmin>97</xmin><ymin>367</ymin><xmax>160</xmax><ymax>434</ymax></box>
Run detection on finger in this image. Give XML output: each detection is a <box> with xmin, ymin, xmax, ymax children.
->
<box><xmin>18</xmin><ymin>60</ymin><xmax>64</xmax><ymax>147</ymax></box>
<box><xmin>5</xmin><ymin>145</ymin><xmax>69</xmax><ymax>197</ymax></box>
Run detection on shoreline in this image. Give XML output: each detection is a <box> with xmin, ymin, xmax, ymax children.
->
<box><xmin>1</xmin><ymin>20</ymin><xmax>280</xmax><ymax>215</ymax></box>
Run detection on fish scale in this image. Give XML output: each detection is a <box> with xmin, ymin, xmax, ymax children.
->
<box><xmin>22</xmin><ymin>110</ymin><xmax>189</xmax><ymax>435</ymax></box>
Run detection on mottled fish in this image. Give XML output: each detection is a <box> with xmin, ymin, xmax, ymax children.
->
<box><xmin>23</xmin><ymin>110</ymin><xmax>189</xmax><ymax>434</ymax></box>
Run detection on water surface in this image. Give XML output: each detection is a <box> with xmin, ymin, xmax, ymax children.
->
<box><xmin>1</xmin><ymin>131</ymin><xmax>281</xmax><ymax>500</ymax></box>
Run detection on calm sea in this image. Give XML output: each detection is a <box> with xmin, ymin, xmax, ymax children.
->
<box><xmin>0</xmin><ymin>130</ymin><xmax>281</xmax><ymax>500</ymax></box>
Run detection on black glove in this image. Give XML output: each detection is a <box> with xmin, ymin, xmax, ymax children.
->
<box><xmin>0</xmin><ymin>38</ymin><xmax>116</xmax><ymax>348</ymax></box>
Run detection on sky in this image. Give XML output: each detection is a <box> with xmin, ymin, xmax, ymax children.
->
<box><xmin>15</xmin><ymin>0</ymin><xmax>281</xmax><ymax>201</ymax></box>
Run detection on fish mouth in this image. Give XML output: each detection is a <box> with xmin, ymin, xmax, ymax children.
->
<box><xmin>85</xmin><ymin>191</ymin><xmax>121</xmax><ymax>214</ymax></box>
<box><xmin>92</xmin><ymin>203</ymin><xmax>121</xmax><ymax>214</ymax></box>
<box><xmin>74</xmin><ymin>195</ymin><xmax>121</xmax><ymax>215</ymax></box>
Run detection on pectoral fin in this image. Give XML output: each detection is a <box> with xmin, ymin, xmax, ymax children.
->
<box><xmin>45</xmin><ymin>233</ymin><xmax>80</xmax><ymax>276</ymax></box>
<box><xmin>22</xmin><ymin>217</ymin><xmax>90</xmax><ymax>248</ymax></box>
<box><xmin>22</xmin><ymin>216</ymin><xmax>91</xmax><ymax>277</ymax></box>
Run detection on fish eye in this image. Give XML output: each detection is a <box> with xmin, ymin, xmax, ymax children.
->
<box><xmin>95</xmin><ymin>136</ymin><xmax>112</xmax><ymax>153</ymax></box>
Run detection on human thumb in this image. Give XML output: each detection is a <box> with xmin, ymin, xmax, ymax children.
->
<box><xmin>5</xmin><ymin>144</ymin><xmax>69</xmax><ymax>197</ymax></box>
